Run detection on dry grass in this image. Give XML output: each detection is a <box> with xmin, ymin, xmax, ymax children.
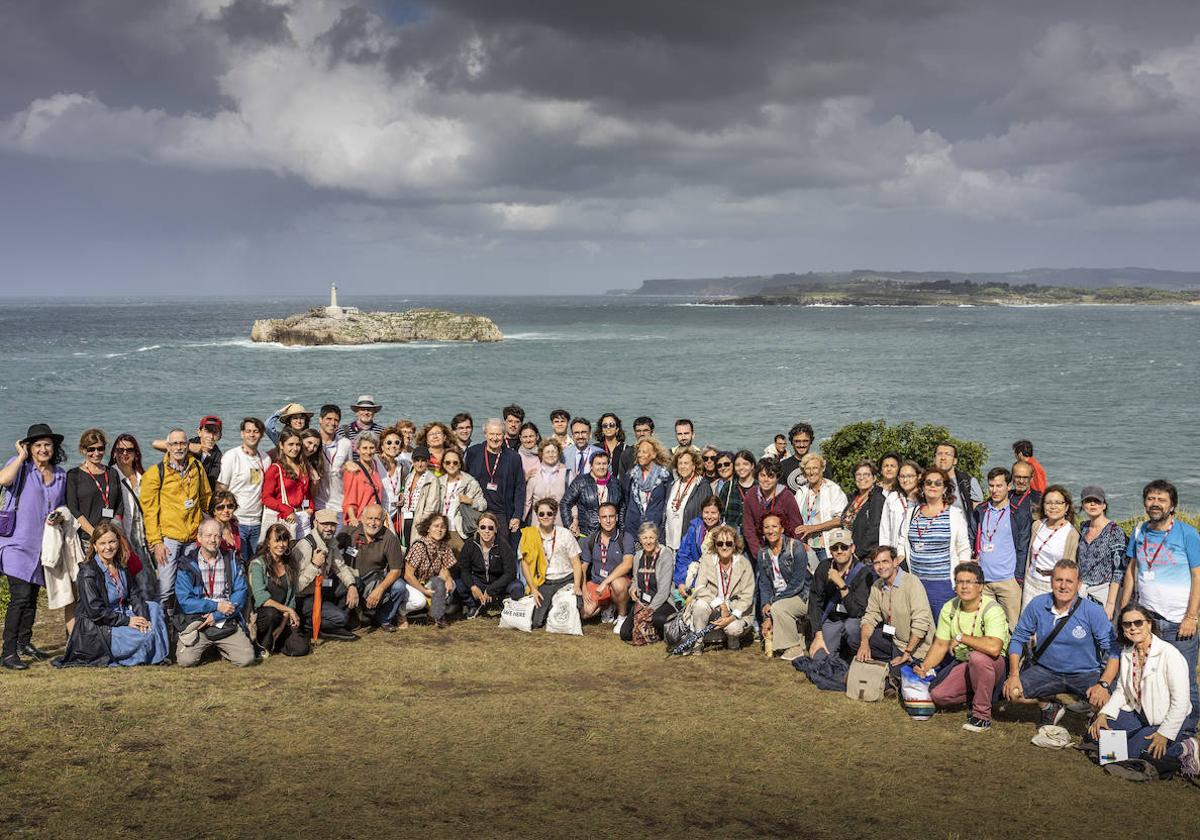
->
<box><xmin>0</xmin><ymin>608</ymin><xmax>1195</xmax><ymax>840</ymax></box>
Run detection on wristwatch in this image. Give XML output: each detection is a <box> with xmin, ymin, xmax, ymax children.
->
<box><xmin>1098</xmin><ymin>680</ymin><xmax>1112</xmax><ymax>691</ymax></box>
<box><xmin>954</xmin><ymin>633</ymin><xmax>963</xmax><ymax>644</ymax></box>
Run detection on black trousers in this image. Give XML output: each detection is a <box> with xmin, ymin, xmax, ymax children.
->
<box><xmin>297</xmin><ymin>588</ymin><xmax>351</xmax><ymax>634</ymax></box>
<box><xmin>255</xmin><ymin>606</ymin><xmax>311</xmax><ymax>656</ymax></box>
<box><xmin>3</xmin><ymin>575</ymin><xmax>39</xmax><ymax>657</ymax></box>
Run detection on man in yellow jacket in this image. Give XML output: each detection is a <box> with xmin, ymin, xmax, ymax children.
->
<box><xmin>141</xmin><ymin>428</ymin><xmax>212</xmax><ymax>611</ymax></box>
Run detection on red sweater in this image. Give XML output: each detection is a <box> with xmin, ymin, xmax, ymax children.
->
<box><xmin>741</xmin><ymin>486</ymin><xmax>802</xmax><ymax>560</ymax></box>
<box><xmin>263</xmin><ymin>463</ymin><xmax>313</xmax><ymax>518</ymax></box>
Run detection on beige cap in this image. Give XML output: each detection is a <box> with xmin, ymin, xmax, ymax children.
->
<box><xmin>826</xmin><ymin>527</ymin><xmax>853</xmax><ymax>547</ymax></box>
<box><xmin>314</xmin><ymin>509</ymin><xmax>338</xmax><ymax>525</ymax></box>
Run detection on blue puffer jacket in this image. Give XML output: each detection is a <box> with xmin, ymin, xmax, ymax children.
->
<box><xmin>674</xmin><ymin>516</ymin><xmax>710</xmax><ymax>587</ymax></box>
<box><xmin>175</xmin><ymin>545</ymin><xmax>249</xmax><ymax>625</ymax></box>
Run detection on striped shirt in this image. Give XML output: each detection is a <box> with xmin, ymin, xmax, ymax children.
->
<box><xmin>907</xmin><ymin>508</ymin><xmax>952</xmax><ymax>582</ymax></box>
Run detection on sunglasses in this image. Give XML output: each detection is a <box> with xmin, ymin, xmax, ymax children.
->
<box><xmin>1121</xmin><ymin>619</ymin><xmax>1148</xmax><ymax>629</ymax></box>
<box><xmin>715</xmin><ymin>539</ymin><xmax>735</xmax><ymax>547</ymax></box>
<box><xmin>923</xmin><ymin>480</ymin><xmax>944</xmax><ymax>487</ymax></box>
<box><xmin>716</xmin><ymin>461</ymin><xmax>732</xmax><ymax>469</ymax></box>
<box><xmin>382</xmin><ymin>440</ymin><xmax>401</xmax><ymax>446</ymax></box>
<box><xmin>477</xmin><ymin>524</ymin><xmax>496</xmax><ymax>531</ymax></box>
<box><xmin>703</xmin><ymin>456</ymin><xmax>716</xmax><ymax>462</ymax></box>
<box><xmin>443</xmin><ymin>460</ymin><xmax>460</xmax><ymax>466</ymax></box>
<box><xmin>214</xmin><ymin>504</ymin><xmax>236</xmax><ymax>511</ymax></box>
<box><xmin>537</xmin><ymin>511</ymin><xmax>556</xmax><ymax>518</ymax></box>
<box><xmin>601</xmin><ymin>422</ymin><xmax>617</xmax><ymax>429</ymax></box>
<box><xmin>85</xmin><ymin>446</ymin><xmax>105</xmax><ymax>453</ymax></box>
<box><xmin>831</xmin><ymin>544</ymin><xmax>851</xmax><ymax>552</ymax></box>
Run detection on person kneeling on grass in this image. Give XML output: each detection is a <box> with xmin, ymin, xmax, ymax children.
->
<box><xmin>688</xmin><ymin>525</ymin><xmax>755</xmax><ymax>651</ymax></box>
<box><xmin>913</xmin><ymin>562</ymin><xmax>1010</xmax><ymax>732</ymax></box>
<box><xmin>620</xmin><ymin>522</ymin><xmax>676</xmax><ymax>644</ymax></box>
<box><xmin>807</xmin><ymin>529</ymin><xmax>874</xmax><ymax>662</ymax></box>
<box><xmin>758</xmin><ymin>513</ymin><xmax>815</xmax><ymax>661</ymax></box>
<box><xmin>580</xmin><ymin>503</ymin><xmax>635</xmax><ymax>634</ymax></box>
<box><xmin>1087</xmin><ymin>603</ymin><xmax>1200</xmax><ymax>781</ymax></box>
<box><xmin>403</xmin><ymin>513</ymin><xmax>459</xmax><ymax>629</ymax></box>
<box><xmin>519</xmin><ymin>498</ymin><xmax>584</xmax><ymax>630</ymax></box>
<box><xmin>291</xmin><ymin>509</ymin><xmax>359</xmax><ymax>641</ymax></box>
<box><xmin>248</xmin><ymin>524</ymin><xmax>309</xmax><ymax>657</ymax></box>
<box><xmin>456</xmin><ymin>511</ymin><xmax>523</xmax><ymax>617</ymax></box>
<box><xmin>1003</xmin><ymin>559</ymin><xmax>1120</xmax><ymax>729</ymax></box>
<box><xmin>855</xmin><ymin>545</ymin><xmax>934</xmax><ymax>676</ymax></box>
<box><xmin>344</xmin><ymin>504</ymin><xmax>408</xmax><ymax>632</ymax></box>
<box><xmin>174</xmin><ymin>518</ymin><xmax>256</xmax><ymax>668</ymax></box>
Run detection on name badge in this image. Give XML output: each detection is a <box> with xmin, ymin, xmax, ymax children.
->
<box><xmin>183</xmin><ymin>499</ymin><xmax>195</xmax><ymax>510</ymax></box>
<box><xmin>102</xmin><ymin>507</ymin><xmax>115</xmax><ymax>519</ymax></box>
<box><xmin>486</xmin><ymin>482</ymin><xmax>499</xmax><ymax>492</ymax></box>
<box><xmin>711</xmin><ymin>595</ymin><xmax>725</xmax><ymax>608</ymax></box>
<box><xmin>981</xmin><ymin>543</ymin><xmax>994</xmax><ymax>553</ymax></box>
<box><xmin>322</xmin><ymin>577</ymin><xmax>334</xmax><ymax>588</ymax></box>
<box><xmin>345</xmin><ymin>547</ymin><xmax>358</xmax><ymax>558</ymax></box>
<box><xmin>640</xmin><ymin>591</ymin><xmax>653</xmax><ymax>605</ymax></box>
<box><xmin>1142</xmin><ymin>570</ymin><xmax>1155</xmax><ymax>582</ymax></box>
<box><xmin>835</xmin><ymin>602</ymin><xmax>848</xmax><ymax>614</ymax></box>
<box><xmin>913</xmin><ymin>541</ymin><xmax>924</xmax><ymax>551</ymax></box>
<box><xmin>883</xmin><ymin>623</ymin><xmax>897</xmax><ymax>636</ymax></box>
<box><xmin>250</xmin><ymin>469</ymin><xmax>261</xmax><ymax>486</ymax></box>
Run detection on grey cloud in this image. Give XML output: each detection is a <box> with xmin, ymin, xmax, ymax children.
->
<box><xmin>216</xmin><ymin>0</ymin><xmax>294</xmax><ymax>45</ymax></box>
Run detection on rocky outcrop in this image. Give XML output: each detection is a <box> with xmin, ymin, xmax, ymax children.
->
<box><xmin>251</xmin><ymin>307</ymin><xmax>504</xmax><ymax>346</ymax></box>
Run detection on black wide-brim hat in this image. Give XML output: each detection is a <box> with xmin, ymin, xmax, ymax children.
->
<box><xmin>20</xmin><ymin>423</ymin><xmax>64</xmax><ymax>447</ymax></box>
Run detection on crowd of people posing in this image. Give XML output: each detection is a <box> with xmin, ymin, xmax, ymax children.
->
<box><xmin>1</xmin><ymin>398</ymin><xmax>1197</xmax><ymax>783</ymax></box>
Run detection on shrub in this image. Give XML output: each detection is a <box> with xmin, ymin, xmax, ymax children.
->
<box><xmin>822</xmin><ymin>420</ymin><xmax>987</xmax><ymax>490</ymax></box>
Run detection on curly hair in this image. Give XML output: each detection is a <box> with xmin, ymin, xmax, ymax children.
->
<box><xmin>416</xmin><ymin>421</ymin><xmax>455</xmax><ymax>451</ymax></box>
<box><xmin>634</xmin><ymin>436</ymin><xmax>671</xmax><ymax>468</ymax></box>
<box><xmin>916</xmin><ymin>467</ymin><xmax>956</xmax><ymax>507</ymax></box>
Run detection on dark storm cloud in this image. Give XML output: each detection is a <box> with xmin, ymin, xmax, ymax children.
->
<box><xmin>215</xmin><ymin>0</ymin><xmax>294</xmax><ymax>44</ymax></box>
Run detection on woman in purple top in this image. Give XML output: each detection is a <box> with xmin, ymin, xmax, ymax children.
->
<box><xmin>1</xmin><ymin>424</ymin><xmax>69</xmax><ymax>670</ymax></box>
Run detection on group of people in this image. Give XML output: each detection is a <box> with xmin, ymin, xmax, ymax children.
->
<box><xmin>1</xmin><ymin>402</ymin><xmax>1197</xmax><ymax>783</ymax></box>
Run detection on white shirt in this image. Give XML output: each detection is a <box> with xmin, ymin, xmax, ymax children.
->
<box><xmin>522</xmin><ymin>525</ymin><xmax>580</xmax><ymax>580</ymax></box>
<box><xmin>217</xmin><ymin>447</ymin><xmax>271</xmax><ymax>523</ymax></box>
<box><xmin>1029</xmin><ymin>522</ymin><xmax>1071</xmax><ymax>579</ymax></box>
<box><xmin>316</xmin><ymin>438</ymin><xmax>352</xmax><ymax>511</ymax></box>
<box><xmin>798</xmin><ymin>480</ymin><xmax>849</xmax><ymax>551</ymax></box>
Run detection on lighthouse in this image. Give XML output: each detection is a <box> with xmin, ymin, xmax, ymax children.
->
<box><xmin>325</xmin><ymin>282</ymin><xmax>344</xmax><ymax>318</ymax></box>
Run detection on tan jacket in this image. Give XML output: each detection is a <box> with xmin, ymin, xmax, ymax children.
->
<box><xmin>692</xmin><ymin>553</ymin><xmax>756</xmax><ymax>619</ymax></box>
<box><xmin>291</xmin><ymin>530</ymin><xmax>358</xmax><ymax>596</ymax></box>
<box><xmin>860</xmin><ymin>570</ymin><xmax>934</xmax><ymax>659</ymax></box>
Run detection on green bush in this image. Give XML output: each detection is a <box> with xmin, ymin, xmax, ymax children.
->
<box><xmin>822</xmin><ymin>420</ymin><xmax>987</xmax><ymax>490</ymax></box>
<box><xmin>1115</xmin><ymin>509</ymin><xmax>1200</xmax><ymax>534</ymax></box>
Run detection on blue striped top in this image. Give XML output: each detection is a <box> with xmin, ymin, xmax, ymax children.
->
<box><xmin>908</xmin><ymin>508</ymin><xmax>952</xmax><ymax>582</ymax></box>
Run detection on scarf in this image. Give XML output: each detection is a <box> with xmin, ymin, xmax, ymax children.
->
<box><xmin>630</xmin><ymin>463</ymin><xmax>669</xmax><ymax>511</ymax></box>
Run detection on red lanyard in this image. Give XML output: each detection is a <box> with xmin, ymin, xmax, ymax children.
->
<box><xmin>913</xmin><ymin>507</ymin><xmax>940</xmax><ymax>541</ymax></box>
<box><xmin>542</xmin><ymin>529</ymin><xmax>557</xmax><ymax>563</ymax></box>
<box><xmin>757</xmin><ymin>487</ymin><xmax>777</xmax><ymax>514</ymax></box>
<box><xmin>672</xmin><ymin>475</ymin><xmax>697</xmax><ymax>511</ymax></box>
<box><xmin>1131</xmin><ymin>647</ymin><xmax>1146</xmax><ymax>704</ymax></box>
<box><xmin>1031</xmin><ymin>522</ymin><xmax>1065</xmax><ymax>569</ymax></box>
<box><xmin>443</xmin><ymin>480</ymin><xmax>460</xmax><ymax>514</ymax></box>
<box><xmin>204</xmin><ymin>559</ymin><xmax>219</xmax><ymax>597</ymax></box>
<box><xmin>323</xmin><ymin>441</ymin><xmax>337</xmax><ymax>467</ymax></box>
<box><xmin>108</xmin><ymin>566</ymin><xmax>125</xmax><ymax>605</ymax></box>
<box><xmin>802</xmin><ymin>486</ymin><xmax>821</xmax><ymax>523</ymax></box>
<box><xmin>1010</xmin><ymin>490</ymin><xmax>1031</xmax><ymax>509</ymax></box>
<box><xmin>1139</xmin><ymin>525</ymin><xmax>1173</xmax><ymax>570</ymax></box>
<box><xmin>483</xmin><ymin>448</ymin><xmax>500</xmax><ymax>483</ymax></box>
<box><xmin>640</xmin><ymin>550</ymin><xmax>658</xmax><ymax>591</ymax></box>
<box><xmin>846</xmin><ymin>491</ymin><xmax>868</xmax><ymax>520</ymax></box>
<box><xmin>718</xmin><ymin>561</ymin><xmax>732</xmax><ymax>598</ymax></box>
<box><xmin>85</xmin><ymin>467</ymin><xmax>111</xmax><ymax>508</ymax></box>
<box><xmin>975</xmin><ymin>505</ymin><xmax>1008</xmax><ymax>553</ymax></box>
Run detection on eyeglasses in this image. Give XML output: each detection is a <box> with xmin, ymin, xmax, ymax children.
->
<box><xmin>955</xmin><ymin>579</ymin><xmax>982</xmax><ymax>587</ymax></box>
<box><xmin>214</xmin><ymin>504</ymin><xmax>236</xmax><ymax>511</ymax></box>
<box><xmin>831</xmin><ymin>544</ymin><xmax>852</xmax><ymax>552</ymax></box>
<box><xmin>477</xmin><ymin>524</ymin><xmax>496</xmax><ymax>532</ymax></box>
<box><xmin>715</xmin><ymin>539</ymin><xmax>735</xmax><ymax>547</ymax></box>
<box><xmin>167</xmin><ymin>441</ymin><xmax>188</xmax><ymax>447</ymax></box>
<box><xmin>791</xmin><ymin>438</ymin><xmax>811</xmax><ymax>446</ymax></box>
<box><xmin>1044</xmin><ymin>500</ymin><xmax>1067</xmax><ymax>507</ymax></box>
<box><xmin>1121</xmin><ymin>619</ymin><xmax>1148</xmax><ymax>629</ymax></box>
<box><xmin>537</xmin><ymin>511</ymin><xmax>555</xmax><ymax>518</ymax></box>
<box><xmin>703</xmin><ymin>456</ymin><xmax>716</xmax><ymax>462</ymax></box>
<box><xmin>85</xmin><ymin>446</ymin><xmax>105</xmax><ymax>453</ymax></box>
<box><xmin>923</xmin><ymin>480</ymin><xmax>944</xmax><ymax>487</ymax></box>
<box><xmin>601</xmin><ymin>422</ymin><xmax>617</xmax><ymax>429</ymax></box>
<box><xmin>716</xmin><ymin>461</ymin><xmax>732</xmax><ymax>469</ymax></box>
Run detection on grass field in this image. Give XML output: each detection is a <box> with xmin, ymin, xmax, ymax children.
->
<box><xmin>1</xmin><ymin>607</ymin><xmax>1196</xmax><ymax>840</ymax></box>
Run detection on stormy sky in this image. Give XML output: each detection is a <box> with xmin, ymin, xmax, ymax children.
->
<box><xmin>3</xmin><ymin>0</ymin><xmax>1200</xmax><ymax>295</ymax></box>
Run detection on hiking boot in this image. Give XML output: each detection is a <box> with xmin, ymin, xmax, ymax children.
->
<box><xmin>1</xmin><ymin>654</ymin><xmax>29</xmax><ymax>671</ymax></box>
<box><xmin>1181</xmin><ymin>736</ymin><xmax>1200</xmax><ymax>778</ymax></box>
<box><xmin>1103</xmin><ymin>759</ymin><xmax>1159</xmax><ymax>782</ymax></box>
<box><xmin>963</xmin><ymin>715</ymin><xmax>992</xmax><ymax>733</ymax></box>
<box><xmin>780</xmin><ymin>645</ymin><xmax>807</xmax><ymax>662</ymax></box>
<box><xmin>1039</xmin><ymin>701</ymin><xmax>1066</xmax><ymax>728</ymax></box>
<box><xmin>435</xmin><ymin>617</ymin><xmax>448</xmax><ymax>630</ymax></box>
<box><xmin>319</xmin><ymin>627</ymin><xmax>359</xmax><ymax>642</ymax></box>
<box><xmin>379</xmin><ymin>622</ymin><xmax>397</xmax><ymax>633</ymax></box>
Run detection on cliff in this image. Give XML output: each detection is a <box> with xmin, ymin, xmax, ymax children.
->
<box><xmin>251</xmin><ymin>307</ymin><xmax>504</xmax><ymax>346</ymax></box>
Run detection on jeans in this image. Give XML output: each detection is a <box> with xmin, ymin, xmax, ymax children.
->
<box><xmin>820</xmin><ymin>616</ymin><xmax>862</xmax><ymax>658</ymax></box>
<box><xmin>1151</xmin><ymin>611</ymin><xmax>1199</xmax><ymax>738</ymax></box>
<box><xmin>373</xmin><ymin>579</ymin><xmax>409</xmax><ymax>626</ymax></box>
<box><xmin>1093</xmin><ymin>708</ymin><xmax>1185</xmax><ymax>769</ymax></box>
<box><xmin>531</xmin><ymin>575</ymin><xmax>576</xmax><ymax>628</ymax></box>
<box><xmin>238</xmin><ymin>523</ymin><xmax>261</xmax><ymax>566</ymax></box>
<box><xmin>158</xmin><ymin>537</ymin><xmax>187</xmax><ymax>609</ymax></box>
<box><xmin>1018</xmin><ymin>663</ymin><xmax>1101</xmax><ymax>701</ymax></box>
<box><xmin>2</xmin><ymin>575</ymin><xmax>39</xmax><ymax>657</ymax></box>
<box><xmin>456</xmin><ymin>579</ymin><xmax>525</xmax><ymax>614</ymax></box>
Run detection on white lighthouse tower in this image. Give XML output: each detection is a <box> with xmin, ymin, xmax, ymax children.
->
<box><xmin>325</xmin><ymin>283</ymin><xmax>344</xmax><ymax>318</ymax></box>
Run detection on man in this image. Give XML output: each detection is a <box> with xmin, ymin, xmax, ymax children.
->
<box><xmin>856</xmin><ymin>545</ymin><xmax>934</xmax><ymax>672</ymax></box>
<box><xmin>502</xmin><ymin>404</ymin><xmax>525</xmax><ymax>450</ymax></box>
<box><xmin>141</xmin><ymin>427</ymin><xmax>212</xmax><ymax>610</ymax></box>
<box><xmin>619</xmin><ymin>415</ymin><xmax>655</xmax><ymax>474</ymax></box>
<box><xmin>934</xmin><ymin>442</ymin><xmax>982</xmax><ymax>542</ymax></box>
<box><xmin>174</xmin><ymin>519</ymin><xmax>255</xmax><ymax>667</ymax></box>
<box><xmin>1009</xmin><ymin>461</ymin><xmax>1042</xmax><ymax>574</ymax></box>
<box><xmin>465</xmin><ymin>419</ymin><xmax>526</xmax><ymax>546</ymax></box>
<box><xmin>763</xmin><ymin>434</ymin><xmax>788</xmax><ymax>461</ymax></box>
<box><xmin>1121</xmin><ymin>479</ymin><xmax>1200</xmax><ymax>737</ymax></box>
<box><xmin>742</xmin><ymin>458</ymin><xmax>801</xmax><ymax>561</ymax></box>
<box><xmin>344</xmin><ymin>504</ymin><xmax>408</xmax><ymax>632</ymax></box>
<box><xmin>673</xmin><ymin>418</ymin><xmax>695</xmax><ymax>453</ymax></box>
<box><xmin>1012</xmin><ymin>440</ymin><xmax>1048</xmax><ymax>493</ymax></box>
<box><xmin>152</xmin><ymin>415</ymin><xmax>224</xmax><ymax>493</ymax></box>
<box><xmin>315</xmin><ymin>404</ymin><xmax>353</xmax><ymax>517</ymax></box>
<box><xmin>548</xmin><ymin>409</ymin><xmax>572</xmax><ymax>453</ymax></box>
<box><xmin>337</xmin><ymin>395</ymin><xmax>386</xmax><ymax>450</ymax></box>
<box><xmin>779</xmin><ymin>423</ymin><xmax>815</xmax><ymax>492</ymax></box>
<box><xmin>216</xmin><ymin>417</ymin><xmax>270</xmax><ymax>563</ymax></box>
<box><xmin>973</xmin><ymin>467</ymin><xmax>1024</xmax><ymax>628</ymax></box>
<box><xmin>563</xmin><ymin>417</ymin><xmax>603</xmax><ymax>484</ymax></box>
<box><xmin>1005</xmin><ymin>559</ymin><xmax>1120</xmax><ymax>728</ymax></box>
<box><xmin>914</xmin><ymin>562</ymin><xmax>1010</xmax><ymax>733</ymax></box>
<box><xmin>292</xmin><ymin>509</ymin><xmax>360</xmax><ymax>641</ymax></box>
<box><xmin>579</xmin><ymin>503</ymin><xmax>635</xmax><ymax>633</ymax></box>
<box><xmin>807</xmin><ymin>530</ymin><xmax>874</xmax><ymax>660</ymax></box>
<box><xmin>758</xmin><ymin>514</ymin><xmax>815</xmax><ymax>660</ymax></box>
<box><xmin>265</xmin><ymin>402</ymin><xmax>313</xmax><ymax>445</ymax></box>
<box><xmin>451</xmin><ymin>412</ymin><xmax>474</xmax><ymax>451</ymax></box>
<box><xmin>561</xmin><ymin>451</ymin><xmax>623</xmax><ymax>538</ymax></box>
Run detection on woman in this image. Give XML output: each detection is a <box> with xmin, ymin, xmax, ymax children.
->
<box><xmin>516</xmin><ymin>422</ymin><xmax>542</xmax><ymax>476</ymax></box>
<box><xmin>519</xmin><ymin>497</ymin><xmax>584</xmax><ymax>630</ymax></box>
<box><xmin>248</xmin><ymin>523</ymin><xmax>309</xmax><ymax>657</ymax></box>
<box><xmin>687</xmin><ymin>524</ymin><xmax>757</xmax><ymax>650</ymax></box>
<box><xmin>710</xmin><ymin>451</ymin><xmax>733</xmax><ymax>495</ymax></box>
<box><xmin>262</xmin><ymin>429</ymin><xmax>315</xmax><ymax>539</ymax></box>
<box><xmin>662</xmin><ymin>449</ymin><xmax>706</xmax><ymax>553</ymax></box>
<box><xmin>211</xmin><ymin>489</ymin><xmax>242</xmax><ymax>558</ymax></box>
<box><xmin>65</xmin><ymin>428</ymin><xmax>125</xmax><ymax>550</ymax></box>
<box><xmin>57</xmin><ymin>522</ymin><xmax>169</xmax><ymax>667</ymax></box>
<box><xmin>403</xmin><ymin>513</ymin><xmax>460</xmax><ymax>629</ymax></box>
<box><xmin>1076</xmin><ymin>486</ymin><xmax>1127</xmax><ymax>619</ymax></box>
<box><xmin>524</xmin><ymin>438</ymin><xmax>567</xmax><ymax>524</ymax></box>
<box><xmin>378</xmin><ymin>427</ymin><xmax>410</xmax><ymax>529</ymax></box>
<box><xmin>879</xmin><ymin>459</ymin><xmax>920</xmax><ymax>550</ymax></box>
<box><xmin>394</xmin><ymin>419</ymin><xmax>417</xmax><ymax>467</ymax></box>
<box><xmin>674</xmin><ymin>496</ymin><xmax>724</xmax><ymax>597</ymax></box>
<box><xmin>415</xmin><ymin>421</ymin><xmax>455</xmax><ymax>474</ymax></box>
<box><xmin>1022</xmin><ymin>485</ymin><xmax>1079</xmax><ymax>607</ymax></box>
<box><xmin>622</xmin><ymin>437</ymin><xmax>672</xmax><ymax>538</ymax></box>
<box><xmin>795</xmin><ymin>454</ymin><xmax>848</xmax><ymax>562</ymax></box>
<box><xmin>399</xmin><ymin>448</ymin><xmax>442</xmax><ymax>547</ymax></box>
<box><xmin>1090</xmin><ymin>603</ymin><xmax>1199</xmax><ymax>780</ymax></box>
<box><xmin>108</xmin><ymin>433</ymin><xmax>148</xmax><ymax>556</ymax></box>
<box><xmin>841</xmin><ymin>459</ymin><xmax>886</xmax><ymax>560</ymax></box>
<box><xmin>342</xmin><ymin>432</ymin><xmax>388</xmax><ymax>529</ymax></box>
<box><xmin>878</xmin><ymin>453</ymin><xmax>902</xmax><ymax>496</ymax></box>
<box><xmin>699</xmin><ymin>446</ymin><xmax>720</xmax><ymax>484</ymax></box>
<box><xmin>595</xmin><ymin>413</ymin><xmax>628</xmax><ymax>479</ymax></box>
<box><xmin>439</xmin><ymin>450</ymin><xmax>486</xmax><ymax>555</ymax></box>
<box><xmin>620</xmin><ymin>522</ymin><xmax>677</xmax><ymax>645</ymax></box>
<box><xmin>299</xmin><ymin>428</ymin><xmax>327</xmax><ymax>492</ymax></box>
<box><xmin>1</xmin><ymin>424</ymin><xmax>68</xmax><ymax>670</ymax></box>
<box><xmin>457</xmin><ymin>511</ymin><xmax>521</xmax><ymax>616</ymax></box>
<box><xmin>896</xmin><ymin>467</ymin><xmax>971</xmax><ymax>618</ymax></box>
<box><xmin>715</xmin><ymin>449</ymin><xmax>756</xmax><ymax>532</ymax></box>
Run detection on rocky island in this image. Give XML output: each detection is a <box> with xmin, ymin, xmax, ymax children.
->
<box><xmin>251</xmin><ymin>285</ymin><xmax>504</xmax><ymax>346</ymax></box>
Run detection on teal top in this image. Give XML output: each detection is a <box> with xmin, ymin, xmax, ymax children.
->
<box><xmin>248</xmin><ymin>557</ymin><xmax>296</xmax><ymax>610</ymax></box>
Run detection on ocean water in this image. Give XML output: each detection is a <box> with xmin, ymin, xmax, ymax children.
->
<box><xmin>2</xmin><ymin>295</ymin><xmax>1197</xmax><ymax>517</ymax></box>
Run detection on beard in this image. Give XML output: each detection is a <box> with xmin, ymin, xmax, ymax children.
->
<box><xmin>1146</xmin><ymin>505</ymin><xmax>1170</xmax><ymax>523</ymax></box>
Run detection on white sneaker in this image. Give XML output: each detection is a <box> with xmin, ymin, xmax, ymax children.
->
<box><xmin>612</xmin><ymin>615</ymin><xmax>626</xmax><ymax>635</ymax></box>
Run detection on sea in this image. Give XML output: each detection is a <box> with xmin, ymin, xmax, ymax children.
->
<box><xmin>2</xmin><ymin>295</ymin><xmax>1197</xmax><ymax>517</ymax></box>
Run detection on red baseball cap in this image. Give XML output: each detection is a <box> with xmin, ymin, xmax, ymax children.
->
<box><xmin>199</xmin><ymin>415</ymin><xmax>223</xmax><ymax>431</ymax></box>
